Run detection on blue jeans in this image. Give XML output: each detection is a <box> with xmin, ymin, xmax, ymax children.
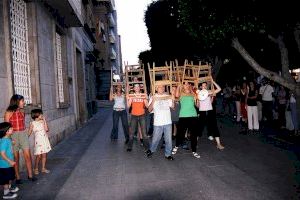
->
<box><xmin>111</xmin><ymin>110</ymin><xmax>129</xmax><ymax>140</ymax></box>
<box><xmin>150</xmin><ymin>124</ymin><xmax>172</xmax><ymax>157</ymax></box>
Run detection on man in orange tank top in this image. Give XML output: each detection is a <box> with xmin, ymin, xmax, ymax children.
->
<box><xmin>127</xmin><ymin>84</ymin><xmax>149</xmax><ymax>152</ymax></box>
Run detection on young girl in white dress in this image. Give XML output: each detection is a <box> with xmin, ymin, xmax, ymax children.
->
<box><xmin>29</xmin><ymin>109</ymin><xmax>51</xmax><ymax>175</ymax></box>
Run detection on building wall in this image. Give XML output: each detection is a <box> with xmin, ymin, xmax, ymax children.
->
<box><xmin>94</xmin><ymin>1</ymin><xmax>121</xmax><ymax>99</ymax></box>
<box><xmin>36</xmin><ymin>2</ymin><xmax>78</xmax><ymax>144</ymax></box>
<box><xmin>0</xmin><ymin>0</ymin><xmax>97</xmax><ymax>170</ymax></box>
<box><xmin>0</xmin><ymin>0</ymin><xmax>14</xmax><ymax>119</ymax></box>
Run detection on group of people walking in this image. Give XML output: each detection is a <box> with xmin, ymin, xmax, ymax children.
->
<box><xmin>0</xmin><ymin>95</ymin><xmax>51</xmax><ymax>199</ymax></box>
<box><xmin>110</xmin><ymin>79</ymin><xmax>225</xmax><ymax>161</ymax></box>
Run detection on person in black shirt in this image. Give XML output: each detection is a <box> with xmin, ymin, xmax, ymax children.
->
<box><xmin>246</xmin><ymin>81</ymin><xmax>259</xmax><ymax>133</ymax></box>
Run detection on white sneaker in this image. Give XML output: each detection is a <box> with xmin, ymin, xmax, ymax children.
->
<box><xmin>172</xmin><ymin>146</ymin><xmax>178</xmax><ymax>155</ymax></box>
<box><xmin>3</xmin><ymin>192</ymin><xmax>17</xmax><ymax>199</ymax></box>
<box><xmin>208</xmin><ymin>136</ymin><xmax>214</xmax><ymax>141</ymax></box>
<box><xmin>192</xmin><ymin>152</ymin><xmax>200</xmax><ymax>159</ymax></box>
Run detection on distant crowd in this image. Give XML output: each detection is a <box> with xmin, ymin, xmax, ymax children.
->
<box><xmin>220</xmin><ymin>77</ymin><xmax>298</xmax><ymax>135</ymax></box>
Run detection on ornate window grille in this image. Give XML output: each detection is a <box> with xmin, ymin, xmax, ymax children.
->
<box><xmin>55</xmin><ymin>33</ymin><xmax>64</xmax><ymax>103</ymax></box>
<box><xmin>10</xmin><ymin>0</ymin><xmax>32</xmax><ymax>104</ymax></box>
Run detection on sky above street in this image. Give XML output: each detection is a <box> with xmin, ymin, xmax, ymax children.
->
<box><xmin>115</xmin><ymin>0</ymin><xmax>153</xmax><ymax>66</ymax></box>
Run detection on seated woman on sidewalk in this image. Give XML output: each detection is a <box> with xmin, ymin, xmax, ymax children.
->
<box><xmin>146</xmin><ymin>85</ymin><xmax>174</xmax><ymax>160</ymax></box>
<box><xmin>172</xmin><ymin>82</ymin><xmax>200</xmax><ymax>158</ymax></box>
<box><xmin>196</xmin><ymin>81</ymin><xmax>224</xmax><ymax>150</ymax></box>
<box><xmin>109</xmin><ymin>85</ymin><xmax>129</xmax><ymax>143</ymax></box>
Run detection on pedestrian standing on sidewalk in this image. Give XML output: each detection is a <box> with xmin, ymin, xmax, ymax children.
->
<box><xmin>146</xmin><ymin>85</ymin><xmax>174</xmax><ymax>160</ymax></box>
<box><xmin>4</xmin><ymin>94</ymin><xmax>37</xmax><ymax>184</ymax></box>
<box><xmin>28</xmin><ymin>109</ymin><xmax>52</xmax><ymax>175</ymax></box>
<box><xmin>196</xmin><ymin>81</ymin><xmax>225</xmax><ymax>150</ymax></box>
<box><xmin>0</xmin><ymin>122</ymin><xmax>19</xmax><ymax>199</ymax></box>
<box><xmin>109</xmin><ymin>85</ymin><xmax>130</xmax><ymax>143</ymax></box>
<box><xmin>259</xmin><ymin>79</ymin><xmax>274</xmax><ymax>125</ymax></box>
<box><xmin>288</xmin><ymin>91</ymin><xmax>299</xmax><ymax>135</ymax></box>
<box><xmin>277</xmin><ymin>85</ymin><xmax>287</xmax><ymax>129</ymax></box>
<box><xmin>232</xmin><ymin>82</ymin><xmax>241</xmax><ymax>123</ymax></box>
<box><xmin>171</xmin><ymin>86</ymin><xmax>180</xmax><ymax>139</ymax></box>
<box><xmin>246</xmin><ymin>81</ymin><xmax>259</xmax><ymax>133</ymax></box>
<box><xmin>240</xmin><ymin>82</ymin><xmax>248</xmax><ymax>132</ymax></box>
<box><xmin>172</xmin><ymin>82</ymin><xmax>199</xmax><ymax>159</ymax></box>
<box><xmin>126</xmin><ymin>84</ymin><xmax>149</xmax><ymax>152</ymax></box>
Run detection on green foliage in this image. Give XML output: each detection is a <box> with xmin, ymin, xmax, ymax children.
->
<box><xmin>178</xmin><ymin>0</ymin><xmax>300</xmax><ymax>49</ymax></box>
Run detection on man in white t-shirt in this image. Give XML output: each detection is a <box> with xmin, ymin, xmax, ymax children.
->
<box><xmin>259</xmin><ymin>80</ymin><xmax>274</xmax><ymax>123</ymax></box>
<box><xmin>146</xmin><ymin>85</ymin><xmax>174</xmax><ymax>160</ymax></box>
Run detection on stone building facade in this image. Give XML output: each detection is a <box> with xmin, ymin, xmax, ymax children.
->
<box><xmin>0</xmin><ymin>0</ymin><xmax>100</xmax><ymax>155</ymax></box>
<box><xmin>93</xmin><ymin>0</ymin><xmax>122</xmax><ymax>99</ymax></box>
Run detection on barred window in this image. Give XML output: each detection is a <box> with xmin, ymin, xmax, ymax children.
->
<box><xmin>55</xmin><ymin>32</ymin><xmax>64</xmax><ymax>103</ymax></box>
<box><xmin>10</xmin><ymin>0</ymin><xmax>32</xmax><ymax>104</ymax></box>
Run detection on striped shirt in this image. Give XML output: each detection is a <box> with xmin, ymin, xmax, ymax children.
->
<box><xmin>9</xmin><ymin>110</ymin><xmax>25</xmax><ymax>131</ymax></box>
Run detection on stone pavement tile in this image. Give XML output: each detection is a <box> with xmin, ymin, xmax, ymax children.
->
<box><xmin>15</xmin><ymin>110</ymin><xmax>111</xmax><ymax>200</ymax></box>
<box><xmin>124</xmin><ymin>182</ymin><xmax>175</xmax><ymax>200</ymax></box>
<box><xmin>123</xmin><ymin>171</ymin><xmax>158</xmax><ymax>185</ymax></box>
<box><xmin>95</xmin><ymin>173</ymin><xmax>124</xmax><ymax>186</ymax></box>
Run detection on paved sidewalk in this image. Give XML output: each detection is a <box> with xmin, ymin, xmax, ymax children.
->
<box><xmin>15</xmin><ymin>108</ymin><xmax>299</xmax><ymax>199</ymax></box>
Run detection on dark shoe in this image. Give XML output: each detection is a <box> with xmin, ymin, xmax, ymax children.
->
<box><xmin>140</xmin><ymin>139</ymin><xmax>144</xmax><ymax>147</ymax></box>
<box><xmin>15</xmin><ymin>179</ymin><xmax>23</xmax><ymax>185</ymax></box>
<box><xmin>145</xmin><ymin>150</ymin><xmax>152</xmax><ymax>158</ymax></box>
<box><xmin>165</xmin><ymin>156</ymin><xmax>174</xmax><ymax>161</ymax></box>
<box><xmin>28</xmin><ymin>176</ymin><xmax>37</xmax><ymax>182</ymax></box>
<box><xmin>182</xmin><ymin>144</ymin><xmax>190</xmax><ymax>150</ymax></box>
<box><xmin>127</xmin><ymin>148</ymin><xmax>132</xmax><ymax>152</ymax></box>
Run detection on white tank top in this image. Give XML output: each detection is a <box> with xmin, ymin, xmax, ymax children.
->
<box><xmin>199</xmin><ymin>96</ymin><xmax>213</xmax><ymax>111</ymax></box>
<box><xmin>113</xmin><ymin>95</ymin><xmax>126</xmax><ymax>110</ymax></box>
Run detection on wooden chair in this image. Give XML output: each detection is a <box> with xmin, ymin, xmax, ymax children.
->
<box><xmin>147</xmin><ymin>62</ymin><xmax>173</xmax><ymax>98</ymax></box>
<box><xmin>110</xmin><ymin>69</ymin><xmax>125</xmax><ymax>97</ymax></box>
<box><xmin>181</xmin><ymin>59</ymin><xmax>201</xmax><ymax>88</ymax></box>
<box><xmin>197</xmin><ymin>63</ymin><xmax>214</xmax><ymax>93</ymax></box>
<box><xmin>125</xmin><ymin>62</ymin><xmax>147</xmax><ymax>98</ymax></box>
<box><xmin>171</xmin><ymin>60</ymin><xmax>182</xmax><ymax>87</ymax></box>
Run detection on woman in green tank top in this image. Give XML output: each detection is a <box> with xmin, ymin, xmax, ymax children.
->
<box><xmin>172</xmin><ymin>82</ymin><xmax>200</xmax><ymax>158</ymax></box>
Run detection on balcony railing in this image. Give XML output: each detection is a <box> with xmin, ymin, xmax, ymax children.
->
<box><xmin>108</xmin><ymin>13</ymin><xmax>116</xmax><ymax>27</ymax></box>
<box><xmin>109</xmin><ymin>30</ymin><xmax>115</xmax><ymax>43</ymax></box>
<box><xmin>43</xmin><ymin>0</ymin><xmax>83</xmax><ymax>27</ymax></box>
<box><xmin>70</xmin><ymin>0</ymin><xmax>81</xmax><ymax>16</ymax></box>
<box><xmin>96</xmin><ymin>0</ymin><xmax>115</xmax><ymax>10</ymax></box>
<box><xmin>110</xmin><ymin>47</ymin><xmax>116</xmax><ymax>60</ymax></box>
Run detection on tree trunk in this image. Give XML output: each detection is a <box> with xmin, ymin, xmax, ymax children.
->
<box><xmin>294</xmin><ymin>26</ymin><xmax>300</xmax><ymax>54</ymax></box>
<box><xmin>232</xmin><ymin>38</ymin><xmax>300</xmax><ymax>129</ymax></box>
<box><xmin>210</xmin><ymin>56</ymin><xmax>223</xmax><ymax>79</ymax></box>
<box><xmin>268</xmin><ymin>35</ymin><xmax>294</xmax><ymax>83</ymax></box>
<box><xmin>231</xmin><ymin>38</ymin><xmax>296</xmax><ymax>91</ymax></box>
